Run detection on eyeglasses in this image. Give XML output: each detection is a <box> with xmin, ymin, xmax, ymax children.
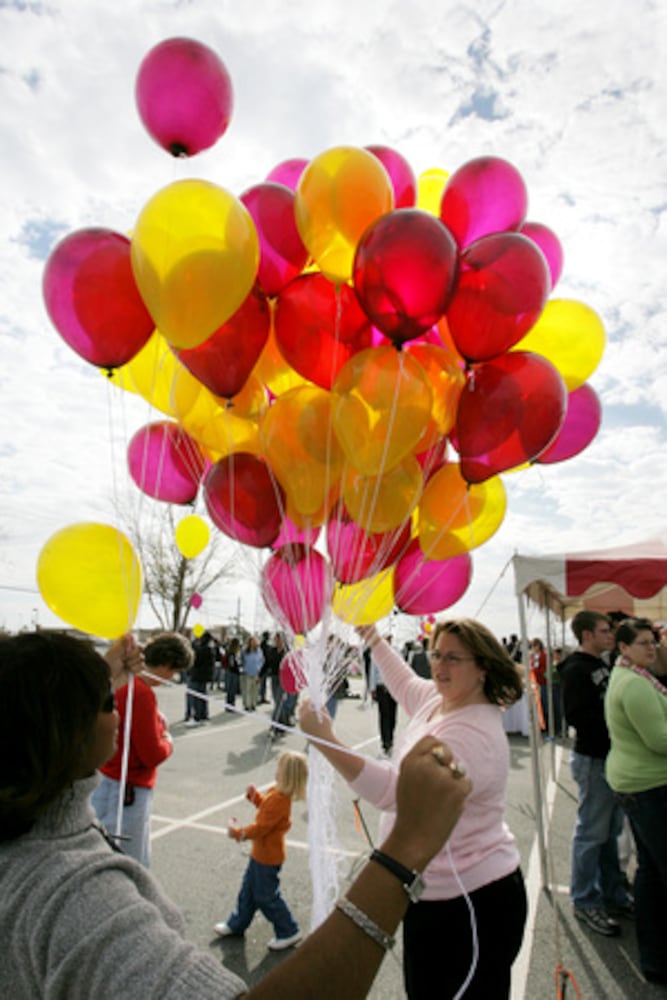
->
<box><xmin>633</xmin><ymin>639</ymin><xmax>657</xmax><ymax>648</ymax></box>
<box><xmin>428</xmin><ymin>651</ymin><xmax>475</xmax><ymax>665</ymax></box>
<box><xmin>101</xmin><ymin>687</ymin><xmax>116</xmax><ymax>713</ymax></box>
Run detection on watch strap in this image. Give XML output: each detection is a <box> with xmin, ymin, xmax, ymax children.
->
<box><xmin>369</xmin><ymin>849</ymin><xmax>424</xmax><ymax>901</ymax></box>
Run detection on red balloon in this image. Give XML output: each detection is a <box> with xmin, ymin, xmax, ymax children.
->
<box><xmin>365</xmin><ymin>145</ymin><xmax>417</xmax><ymax>208</ymax></box>
<box><xmin>240</xmin><ymin>183</ymin><xmax>309</xmax><ymax>296</ymax></box>
<box><xmin>135</xmin><ymin>38</ymin><xmax>233</xmax><ymax>156</ymax></box>
<box><xmin>176</xmin><ymin>285</ymin><xmax>270</xmax><ymax>398</ymax></box>
<box><xmin>446</xmin><ymin>233</ymin><xmax>550</xmax><ymax>363</ymax></box>
<box><xmin>326</xmin><ymin>502</ymin><xmax>411</xmax><ymax>584</ymax></box>
<box><xmin>273</xmin><ymin>515</ymin><xmax>321</xmax><ymax>550</ymax></box>
<box><xmin>353</xmin><ymin>209</ymin><xmax>458</xmax><ymax>345</ymax></box>
<box><xmin>519</xmin><ymin>221</ymin><xmax>564</xmax><ymax>289</ymax></box>
<box><xmin>127</xmin><ymin>421</ymin><xmax>206</xmax><ymax>503</ymax></box>
<box><xmin>204</xmin><ymin>453</ymin><xmax>285</xmax><ymax>548</ymax></box>
<box><xmin>455</xmin><ymin>352</ymin><xmax>567</xmax><ymax>483</ymax></box>
<box><xmin>280</xmin><ymin>649</ymin><xmax>309</xmax><ymax>694</ymax></box>
<box><xmin>265</xmin><ymin>158</ymin><xmax>308</xmax><ymax>192</ymax></box>
<box><xmin>261</xmin><ymin>544</ymin><xmax>332</xmax><ymax>634</ymax></box>
<box><xmin>440</xmin><ymin>156</ymin><xmax>527</xmax><ymax>248</ymax></box>
<box><xmin>394</xmin><ymin>540</ymin><xmax>472</xmax><ymax>616</ymax></box>
<box><xmin>536</xmin><ymin>383</ymin><xmax>601</xmax><ymax>464</ymax></box>
<box><xmin>43</xmin><ymin>229</ymin><xmax>154</xmax><ymax>369</ymax></box>
<box><xmin>274</xmin><ymin>273</ymin><xmax>373</xmax><ymax>389</ymax></box>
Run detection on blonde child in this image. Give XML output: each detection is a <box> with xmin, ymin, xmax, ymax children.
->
<box><xmin>214</xmin><ymin>751</ymin><xmax>308</xmax><ymax>950</ymax></box>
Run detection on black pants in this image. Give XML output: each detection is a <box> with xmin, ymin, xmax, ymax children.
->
<box><xmin>403</xmin><ymin>868</ymin><xmax>527</xmax><ymax>999</ymax></box>
<box><xmin>375</xmin><ymin>685</ymin><xmax>397</xmax><ymax>752</ymax></box>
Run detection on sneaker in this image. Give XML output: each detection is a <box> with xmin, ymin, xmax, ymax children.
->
<box><xmin>214</xmin><ymin>922</ymin><xmax>241</xmax><ymax>938</ymax></box>
<box><xmin>184</xmin><ymin>719</ymin><xmax>198</xmax><ymax>728</ymax></box>
<box><xmin>267</xmin><ymin>931</ymin><xmax>302</xmax><ymax>951</ymax></box>
<box><xmin>574</xmin><ymin>907</ymin><xmax>621</xmax><ymax>936</ymax></box>
<box><xmin>605</xmin><ymin>898</ymin><xmax>635</xmax><ymax>919</ymax></box>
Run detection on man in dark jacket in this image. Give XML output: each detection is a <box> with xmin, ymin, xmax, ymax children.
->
<box><xmin>186</xmin><ymin>631</ymin><xmax>218</xmax><ymax>725</ymax></box>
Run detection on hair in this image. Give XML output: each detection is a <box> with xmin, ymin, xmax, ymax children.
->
<box><xmin>429</xmin><ymin>618</ymin><xmax>523</xmax><ymax>706</ymax></box>
<box><xmin>0</xmin><ymin>632</ymin><xmax>110</xmax><ymax>842</ymax></box>
<box><xmin>614</xmin><ymin>617</ymin><xmax>655</xmax><ymax>648</ymax></box>
<box><xmin>144</xmin><ymin>632</ymin><xmax>194</xmax><ymax>673</ymax></box>
<box><xmin>227</xmin><ymin>636</ymin><xmax>241</xmax><ymax>656</ymax></box>
<box><xmin>276</xmin><ymin>751</ymin><xmax>308</xmax><ymax>801</ymax></box>
<box><xmin>570</xmin><ymin>610</ymin><xmax>610</xmax><ymax>644</ymax></box>
<box><xmin>529</xmin><ymin>637</ymin><xmax>544</xmax><ymax>650</ymax></box>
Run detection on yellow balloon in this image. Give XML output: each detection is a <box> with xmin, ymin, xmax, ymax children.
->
<box><xmin>37</xmin><ymin>523</ymin><xmax>142</xmax><ymax>639</ymax></box>
<box><xmin>404</xmin><ymin>343</ymin><xmax>465</xmax><ymax>450</ymax></box>
<box><xmin>294</xmin><ymin>146</ymin><xmax>394</xmax><ymax>283</ymax></box>
<box><xmin>253</xmin><ymin>328</ymin><xmax>311</xmax><ymax>397</ymax></box>
<box><xmin>512</xmin><ymin>299</ymin><xmax>606</xmax><ymax>390</ymax></box>
<box><xmin>417</xmin><ymin>464</ymin><xmax>506</xmax><ymax>559</ymax></box>
<box><xmin>343</xmin><ymin>455</ymin><xmax>423</xmax><ymax>533</ymax></box>
<box><xmin>332</xmin><ymin>346</ymin><xmax>432</xmax><ymax>476</ymax></box>
<box><xmin>114</xmin><ymin>331</ymin><xmax>180</xmax><ymax>416</ymax></box>
<box><xmin>417</xmin><ymin>167</ymin><xmax>449</xmax><ymax>216</ymax></box>
<box><xmin>333</xmin><ymin>568</ymin><xmax>395</xmax><ymax>625</ymax></box>
<box><xmin>131</xmin><ymin>179</ymin><xmax>259</xmax><ymax>349</ymax></box>
<box><xmin>192</xmin><ymin>622</ymin><xmax>205</xmax><ymax>638</ymax></box>
<box><xmin>174</xmin><ymin>515</ymin><xmax>210</xmax><ymax>559</ymax></box>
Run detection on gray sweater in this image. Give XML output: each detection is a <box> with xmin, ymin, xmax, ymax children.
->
<box><xmin>0</xmin><ymin>775</ymin><xmax>247</xmax><ymax>999</ymax></box>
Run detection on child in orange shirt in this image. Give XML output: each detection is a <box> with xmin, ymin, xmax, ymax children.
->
<box><xmin>214</xmin><ymin>751</ymin><xmax>308</xmax><ymax>951</ymax></box>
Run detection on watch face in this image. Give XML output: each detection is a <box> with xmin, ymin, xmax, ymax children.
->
<box><xmin>407</xmin><ymin>871</ymin><xmax>425</xmax><ymax>902</ymax></box>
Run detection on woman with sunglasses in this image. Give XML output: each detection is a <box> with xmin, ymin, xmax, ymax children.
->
<box><xmin>300</xmin><ymin>618</ymin><xmax>526</xmax><ymax>1000</ymax></box>
<box><xmin>605</xmin><ymin>618</ymin><xmax>667</xmax><ymax>986</ymax></box>
<box><xmin>0</xmin><ymin>630</ymin><xmax>470</xmax><ymax>1000</ymax></box>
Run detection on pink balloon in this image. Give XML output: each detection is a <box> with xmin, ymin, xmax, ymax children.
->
<box><xmin>127</xmin><ymin>422</ymin><xmax>206</xmax><ymax>504</ymax></box>
<box><xmin>394</xmin><ymin>540</ymin><xmax>472</xmax><ymax>615</ymax></box>
<box><xmin>261</xmin><ymin>545</ymin><xmax>333</xmax><ymax>634</ymax></box>
<box><xmin>204</xmin><ymin>453</ymin><xmax>285</xmax><ymax>549</ymax></box>
<box><xmin>365</xmin><ymin>145</ymin><xmax>417</xmax><ymax>208</ymax></box>
<box><xmin>265</xmin><ymin>158</ymin><xmax>308</xmax><ymax>192</ymax></box>
<box><xmin>440</xmin><ymin>156</ymin><xmax>528</xmax><ymax>248</ymax></box>
<box><xmin>280</xmin><ymin>650</ymin><xmax>309</xmax><ymax>694</ymax></box>
<box><xmin>189</xmin><ymin>592</ymin><xmax>203</xmax><ymax>609</ymax></box>
<box><xmin>43</xmin><ymin>229</ymin><xmax>154</xmax><ymax>369</ymax></box>
<box><xmin>519</xmin><ymin>221</ymin><xmax>563</xmax><ymax>289</ymax></box>
<box><xmin>446</xmin><ymin>233</ymin><xmax>550</xmax><ymax>362</ymax></box>
<box><xmin>135</xmin><ymin>37</ymin><xmax>233</xmax><ymax>156</ymax></box>
<box><xmin>353</xmin><ymin>209</ymin><xmax>458</xmax><ymax>345</ymax></box>
<box><xmin>455</xmin><ymin>352</ymin><xmax>567</xmax><ymax>483</ymax></box>
<box><xmin>273</xmin><ymin>516</ymin><xmax>321</xmax><ymax>549</ymax></box>
<box><xmin>240</xmin><ymin>183</ymin><xmax>309</xmax><ymax>296</ymax></box>
<box><xmin>536</xmin><ymin>383</ymin><xmax>602</xmax><ymax>464</ymax></box>
<box><xmin>326</xmin><ymin>503</ymin><xmax>411</xmax><ymax>584</ymax></box>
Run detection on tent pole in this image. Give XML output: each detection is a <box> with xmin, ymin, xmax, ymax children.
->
<box><xmin>544</xmin><ymin>593</ymin><xmax>556</xmax><ymax>778</ymax></box>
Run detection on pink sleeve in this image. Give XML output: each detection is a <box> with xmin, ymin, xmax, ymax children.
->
<box><xmin>372</xmin><ymin>640</ymin><xmax>434</xmax><ymax>714</ymax></box>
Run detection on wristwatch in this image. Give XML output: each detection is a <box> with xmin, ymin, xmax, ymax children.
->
<box><xmin>369</xmin><ymin>849</ymin><xmax>425</xmax><ymax>902</ymax></box>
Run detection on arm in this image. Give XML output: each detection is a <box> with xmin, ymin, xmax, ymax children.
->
<box><xmin>130</xmin><ymin>689</ymin><xmax>173</xmax><ymax>770</ymax></box>
<box><xmin>299</xmin><ymin>698</ymin><xmax>366</xmax><ymax>783</ymax></box>
<box><xmin>623</xmin><ymin>680</ymin><xmax>667</xmax><ymax>755</ymax></box>
<box><xmin>243</xmin><ymin>735</ymin><xmax>471</xmax><ymax>1000</ymax></box>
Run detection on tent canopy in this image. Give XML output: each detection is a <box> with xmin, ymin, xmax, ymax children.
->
<box><xmin>512</xmin><ymin>537</ymin><xmax>667</xmax><ymax>623</ymax></box>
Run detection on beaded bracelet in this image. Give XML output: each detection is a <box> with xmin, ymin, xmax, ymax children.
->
<box><xmin>336</xmin><ymin>897</ymin><xmax>395</xmax><ymax>951</ymax></box>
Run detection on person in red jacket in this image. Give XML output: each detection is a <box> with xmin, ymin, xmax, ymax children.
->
<box><xmin>92</xmin><ymin>632</ymin><xmax>193</xmax><ymax>867</ymax></box>
<box><xmin>214</xmin><ymin>751</ymin><xmax>308</xmax><ymax>951</ymax></box>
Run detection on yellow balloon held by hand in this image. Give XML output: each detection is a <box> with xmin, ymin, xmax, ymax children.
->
<box><xmin>174</xmin><ymin>515</ymin><xmax>210</xmax><ymax>559</ymax></box>
<box><xmin>37</xmin><ymin>523</ymin><xmax>142</xmax><ymax>639</ymax></box>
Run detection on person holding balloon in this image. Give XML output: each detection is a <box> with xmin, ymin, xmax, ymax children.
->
<box><xmin>300</xmin><ymin>618</ymin><xmax>527</xmax><ymax>1000</ymax></box>
<box><xmin>0</xmin><ymin>629</ymin><xmax>471</xmax><ymax>1000</ymax></box>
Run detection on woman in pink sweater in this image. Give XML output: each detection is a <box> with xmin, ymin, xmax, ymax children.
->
<box><xmin>300</xmin><ymin>618</ymin><xmax>526</xmax><ymax>1000</ymax></box>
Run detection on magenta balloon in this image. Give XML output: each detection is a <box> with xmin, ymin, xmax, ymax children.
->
<box><xmin>365</xmin><ymin>145</ymin><xmax>417</xmax><ymax>208</ymax></box>
<box><xmin>327</xmin><ymin>503</ymin><xmax>411</xmax><ymax>584</ymax></box>
<box><xmin>519</xmin><ymin>221</ymin><xmax>564</xmax><ymax>289</ymax></box>
<box><xmin>189</xmin><ymin>592</ymin><xmax>203</xmax><ymax>609</ymax></box>
<box><xmin>394</xmin><ymin>540</ymin><xmax>472</xmax><ymax>615</ymax></box>
<box><xmin>353</xmin><ymin>209</ymin><xmax>458</xmax><ymax>344</ymax></box>
<box><xmin>204</xmin><ymin>453</ymin><xmax>284</xmax><ymax>548</ymax></box>
<box><xmin>536</xmin><ymin>383</ymin><xmax>602</xmax><ymax>464</ymax></box>
<box><xmin>273</xmin><ymin>516</ymin><xmax>321</xmax><ymax>550</ymax></box>
<box><xmin>265</xmin><ymin>158</ymin><xmax>308</xmax><ymax>192</ymax></box>
<box><xmin>128</xmin><ymin>422</ymin><xmax>206</xmax><ymax>504</ymax></box>
<box><xmin>261</xmin><ymin>544</ymin><xmax>332</xmax><ymax>634</ymax></box>
<box><xmin>135</xmin><ymin>37</ymin><xmax>233</xmax><ymax>156</ymax></box>
<box><xmin>43</xmin><ymin>229</ymin><xmax>154</xmax><ymax>369</ymax></box>
<box><xmin>240</xmin><ymin>183</ymin><xmax>309</xmax><ymax>296</ymax></box>
<box><xmin>446</xmin><ymin>232</ymin><xmax>551</xmax><ymax>362</ymax></box>
<box><xmin>440</xmin><ymin>156</ymin><xmax>528</xmax><ymax>248</ymax></box>
<box><xmin>280</xmin><ymin>650</ymin><xmax>309</xmax><ymax>695</ymax></box>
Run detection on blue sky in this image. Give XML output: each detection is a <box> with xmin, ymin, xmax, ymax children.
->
<box><xmin>0</xmin><ymin>0</ymin><xmax>666</xmax><ymax>640</ymax></box>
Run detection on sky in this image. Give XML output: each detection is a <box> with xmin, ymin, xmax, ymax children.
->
<box><xmin>1</xmin><ymin>0</ymin><xmax>666</xmax><ymax>644</ymax></box>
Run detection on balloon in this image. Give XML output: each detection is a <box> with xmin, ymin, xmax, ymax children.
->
<box><xmin>326</xmin><ymin>501</ymin><xmax>411</xmax><ymax>584</ymax></box>
<box><xmin>519</xmin><ymin>221</ymin><xmax>563</xmax><ymax>289</ymax></box>
<box><xmin>273</xmin><ymin>515</ymin><xmax>321</xmax><ymax>550</ymax></box>
<box><xmin>204</xmin><ymin>452</ymin><xmax>285</xmax><ymax>548</ymax></box>
<box><xmin>131</xmin><ymin>179</ymin><xmax>259</xmax><ymax>349</ymax></box>
<box><xmin>253</xmin><ymin>327</ymin><xmax>311</xmax><ymax>398</ymax></box>
<box><xmin>113</xmin><ymin>331</ymin><xmax>181</xmax><ymax>416</ymax></box>
<box><xmin>332</xmin><ymin>346</ymin><xmax>433</xmax><ymax>476</ymax></box>
<box><xmin>342</xmin><ymin>456</ymin><xmax>423</xmax><ymax>533</ymax></box>
<box><xmin>135</xmin><ymin>37</ymin><xmax>233</xmax><ymax>156</ymax></box>
<box><xmin>189</xmin><ymin>592</ymin><xmax>203</xmax><ymax>609</ymax></box>
<box><xmin>417</xmin><ymin>167</ymin><xmax>449</xmax><ymax>216</ymax></box>
<box><xmin>265</xmin><ymin>158</ymin><xmax>308</xmax><ymax>192</ymax></box>
<box><xmin>43</xmin><ymin>229</ymin><xmax>154</xmax><ymax>369</ymax></box>
<box><xmin>512</xmin><ymin>299</ymin><xmax>606</xmax><ymax>390</ymax></box>
<box><xmin>394</xmin><ymin>540</ymin><xmax>472</xmax><ymax>615</ymax></box>
<box><xmin>128</xmin><ymin>421</ymin><xmax>206</xmax><ymax>503</ymax></box>
<box><xmin>353</xmin><ymin>209</ymin><xmax>458</xmax><ymax>345</ymax></box>
<box><xmin>440</xmin><ymin>156</ymin><xmax>528</xmax><ymax>248</ymax></box>
<box><xmin>175</xmin><ymin>515</ymin><xmax>210</xmax><ymax>559</ymax></box>
<box><xmin>404</xmin><ymin>343</ymin><xmax>465</xmax><ymax>450</ymax></box>
<box><xmin>176</xmin><ymin>285</ymin><xmax>270</xmax><ymax>398</ymax></box>
<box><xmin>261</xmin><ymin>545</ymin><xmax>333</xmax><ymax>634</ymax></box>
<box><xmin>417</xmin><ymin>464</ymin><xmax>507</xmax><ymax>558</ymax></box>
<box><xmin>446</xmin><ymin>233</ymin><xmax>551</xmax><ymax>362</ymax></box>
<box><xmin>280</xmin><ymin>649</ymin><xmax>309</xmax><ymax>694</ymax></box>
<box><xmin>536</xmin><ymin>382</ymin><xmax>602</xmax><ymax>464</ymax></box>
<box><xmin>192</xmin><ymin>622</ymin><xmax>205</xmax><ymax>638</ymax></box>
<box><xmin>37</xmin><ymin>523</ymin><xmax>142</xmax><ymax>639</ymax></box>
<box><xmin>455</xmin><ymin>352</ymin><xmax>568</xmax><ymax>483</ymax></box>
<box><xmin>333</xmin><ymin>567</ymin><xmax>395</xmax><ymax>625</ymax></box>
<box><xmin>294</xmin><ymin>146</ymin><xmax>394</xmax><ymax>282</ymax></box>
<box><xmin>274</xmin><ymin>273</ymin><xmax>373</xmax><ymax>388</ymax></box>
<box><xmin>240</xmin><ymin>183</ymin><xmax>309</xmax><ymax>296</ymax></box>
<box><xmin>365</xmin><ymin>145</ymin><xmax>417</xmax><ymax>208</ymax></box>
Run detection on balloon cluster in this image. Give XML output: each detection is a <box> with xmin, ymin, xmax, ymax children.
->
<box><xmin>40</xmin><ymin>37</ymin><xmax>605</xmax><ymax>637</ymax></box>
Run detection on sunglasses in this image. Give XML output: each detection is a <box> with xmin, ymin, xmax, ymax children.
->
<box><xmin>101</xmin><ymin>687</ymin><xmax>116</xmax><ymax>713</ymax></box>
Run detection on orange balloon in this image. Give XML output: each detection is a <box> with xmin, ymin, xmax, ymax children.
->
<box><xmin>404</xmin><ymin>342</ymin><xmax>466</xmax><ymax>450</ymax></box>
<box><xmin>343</xmin><ymin>455</ymin><xmax>423</xmax><ymax>533</ymax></box>
<box><xmin>253</xmin><ymin>326</ymin><xmax>310</xmax><ymax>397</ymax></box>
<box><xmin>417</xmin><ymin>463</ymin><xmax>506</xmax><ymax>558</ymax></box>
